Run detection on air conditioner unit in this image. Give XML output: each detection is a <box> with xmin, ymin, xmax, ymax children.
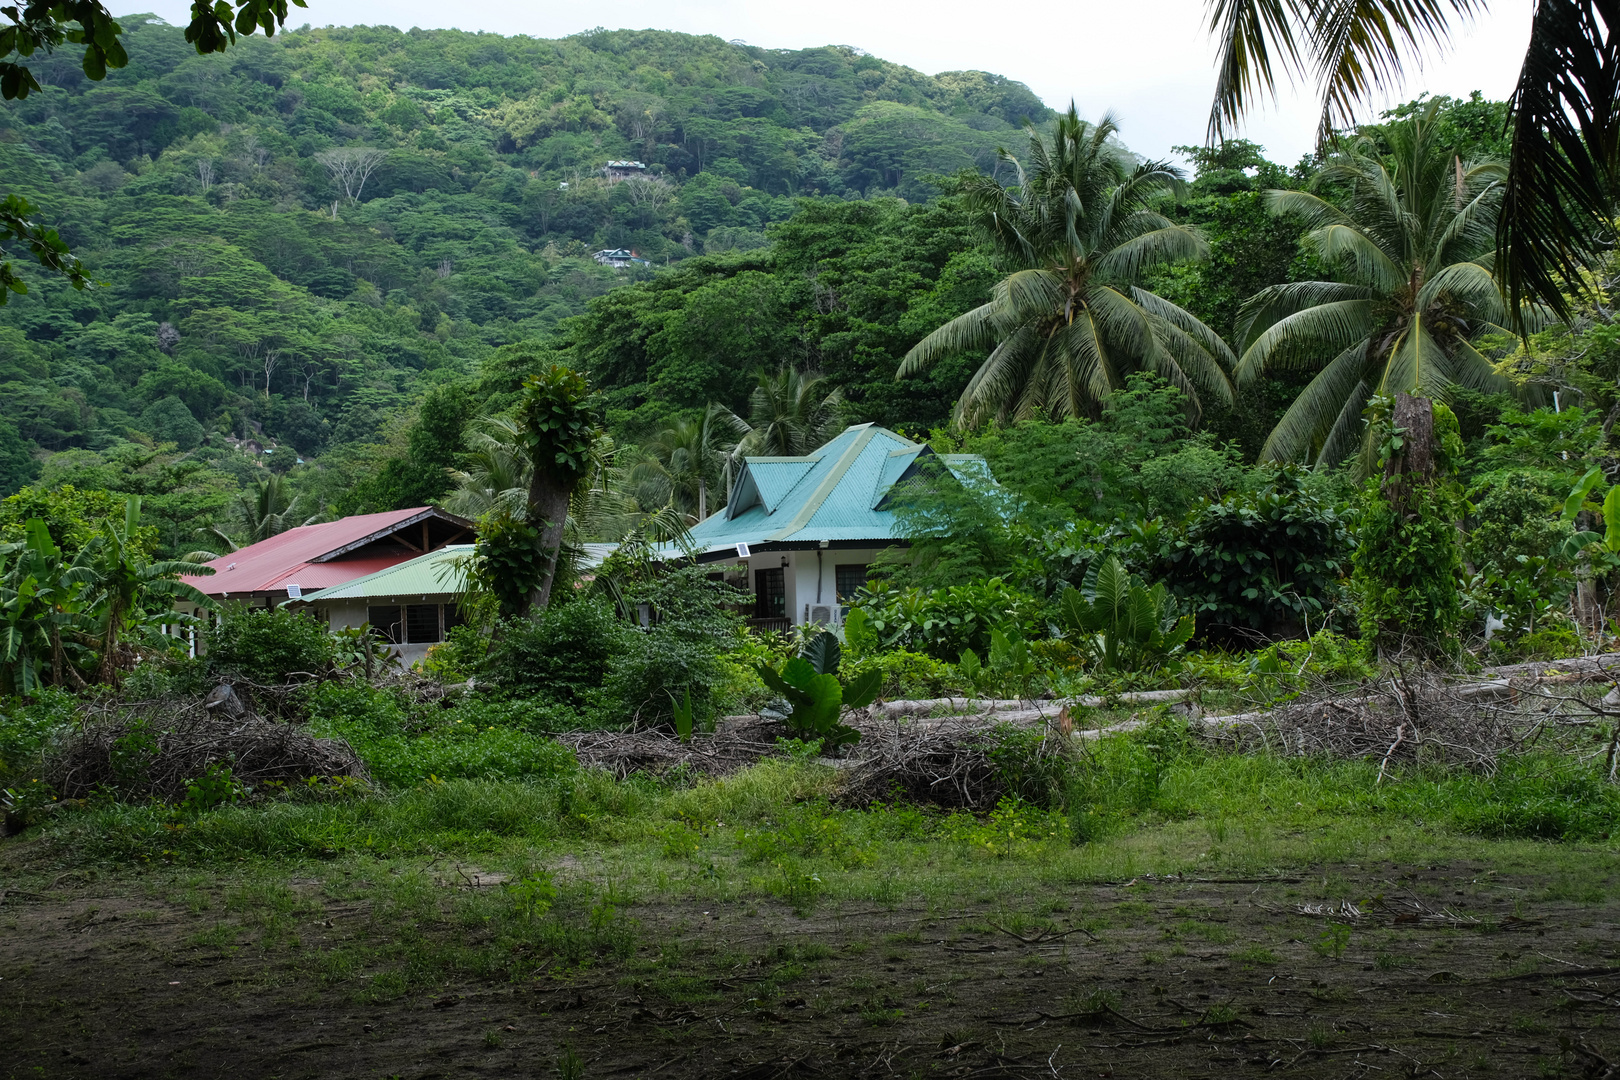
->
<box><xmin>809</xmin><ymin>605</ymin><xmax>835</xmax><ymax>626</ymax></box>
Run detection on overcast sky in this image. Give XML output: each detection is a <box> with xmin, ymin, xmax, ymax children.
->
<box><xmin>140</xmin><ymin>0</ymin><xmax>1534</xmax><ymax>165</ymax></box>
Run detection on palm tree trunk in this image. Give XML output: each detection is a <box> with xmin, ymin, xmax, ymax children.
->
<box><xmin>698</xmin><ymin>479</ymin><xmax>707</xmax><ymax>522</ymax></box>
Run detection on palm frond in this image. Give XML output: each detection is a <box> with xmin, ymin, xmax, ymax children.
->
<box><xmin>1500</xmin><ymin>0</ymin><xmax>1620</xmax><ymax>321</ymax></box>
<box><xmin>1308</xmin><ymin>223</ymin><xmax>1407</xmax><ymax>291</ymax></box>
<box><xmin>1205</xmin><ymin>0</ymin><xmax>1308</xmax><ymax>142</ymax></box>
<box><xmin>1259</xmin><ymin>342</ymin><xmax>1374</xmax><ymax>462</ymax></box>
<box><xmin>1234</xmin><ymin>298</ymin><xmax>1378</xmax><ymax>384</ymax></box>
<box><xmin>1234</xmin><ymin>280</ymin><xmax>1376</xmax><ymax>349</ymax></box>
<box><xmin>1094</xmin><ymin>226</ymin><xmax>1208</xmax><ymax>282</ymax></box>
<box><xmin>898</xmin><ymin>299</ymin><xmax>1006</xmax><ymax>378</ymax></box>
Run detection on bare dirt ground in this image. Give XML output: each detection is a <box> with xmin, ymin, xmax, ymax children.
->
<box><xmin>4</xmin><ymin>861</ymin><xmax>1620</xmax><ymax>1079</ymax></box>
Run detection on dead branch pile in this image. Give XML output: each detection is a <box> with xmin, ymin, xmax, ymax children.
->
<box><xmin>559</xmin><ymin>708</ymin><xmax>1075</xmax><ymax>810</ymax></box>
<box><xmin>46</xmin><ymin>686</ymin><xmax>368</xmax><ymax>802</ymax></box>
<box><xmin>835</xmin><ymin>714</ymin><xmax>1053</xmax><ymax>810</ymax></box>
<box><xmin>557</xmin><ymin>716</ymin><xmax>785</xmax><ymax>780</ymax></box>
<box><xmin>1198</xmin><ymin>666</ymin><xmax>1611</xmax><ymax>774</ymax></box>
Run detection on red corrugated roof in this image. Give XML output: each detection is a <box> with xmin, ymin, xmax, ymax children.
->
<box><xmin>182</xmin><ymin>508</ymin><xmax>450</xmax><ymax>596</ymax></box>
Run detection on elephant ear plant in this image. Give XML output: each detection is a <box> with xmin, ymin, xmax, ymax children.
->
<box><xmin>1058</xmin><ymin>555</ymin><xmax>1195</xmax><ymax>672</ymax></box>
<box><xmin>758</xmin><ymin>630</ymin><xmax>881</xmax><ymax>751</ymax></box>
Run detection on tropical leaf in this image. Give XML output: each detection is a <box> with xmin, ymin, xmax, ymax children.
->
<box><xmin>801</xmin><ymin>630</ymin><xmax>841</xmax><ymax>677</ymax></box>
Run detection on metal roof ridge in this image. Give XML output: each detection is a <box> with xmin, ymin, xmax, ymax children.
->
<box><xmin>308</xmin><ymin>506</ymin><xmax>470</xmax><ymax>563</ymax></box>
<box><xmin>763</xmin><ymin>425</ymin><xmax>879</xmax><ymax>543</ymax></box>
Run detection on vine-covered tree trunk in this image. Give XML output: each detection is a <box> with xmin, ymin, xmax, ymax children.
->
<box><xmin>1384</xmin><ymin>391</ymin><xmax>1437</xmax><ymax>492</ymax></box>
<box><xmin>527</xmin><ymin>477</ymin><xmax>571</xmax><ymax>614</ymax></box>
<box><xmin>1354</xmin><ymin>392</ymin><xmax>1465</xmax><ymax>659</ymax></box>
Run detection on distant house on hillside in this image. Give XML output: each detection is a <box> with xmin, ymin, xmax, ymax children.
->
<box><xmin>603</xmin><ymin>160</ymin><xmax>647</xmax><ymax>182</ymax></box>
<box><xmin>661</xmin><ymin>424</ymin><xmax>991</xmax><ymax>632</ymax></box>
<box><xmin>592</xmin><ymin>247</ymin><xmax>650</xmax><ymax>269</ymax></box>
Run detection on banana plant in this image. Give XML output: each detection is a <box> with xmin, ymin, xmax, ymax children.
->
<box><xmin>1559</xmin><ymin>467</ymin><xmax>1620</xmax><ymax>562</ymax></box>
<box><xmin>1056</xmin><ymin>555</ymin><xmax>1194</xmax><ymax>672</ymax></box>
<box><xmin>0</xmin><ymin>519</ymin><xmax>96</xmax><ymax>694</ymax></box>
<box><xmin>757</xmin><ymin>630</ymin><xmax>881</xmax><ymax>750</ymax></box>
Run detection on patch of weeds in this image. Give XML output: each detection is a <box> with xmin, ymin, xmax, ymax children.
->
<box><xmin>1374</xmin><ymin>953</ymin><xmax>1409</xmax><ymax>971</ymax></box>
<box><xmin>317</xmin><ymin>948</ymin><xmax>362</xmax><ymax>985</ymax></box>
<box><xmin>1063</xmin><ymin>986</ymin><xmax>1118</xmax><ymax>1021</ymax></box>
<box><xmin>1307</xmin><ymin>1023</ymin><xmax>1336</xmax><ymax>1050</ymax></box>
<box><xmin>556</xmin><ymin>1045</ymin><xmax>585</xmax><ymax>1080</ymax></box>
<box><xmin>1234</xmin><ymin>945</ymin><xmax>1279</xmax><ymax>966</ymax></box>
<box><xmin>188</xmin><ymin>921</ymin><xmax>239</xmax><ymax>948</ymax></box>
<box><xmin>765</xmin><ymin>862</ymin><xmax>825</xmax><ymax>915</ymax></box>
<box><xmin>1313</xmin><ymin>923</ymin><xmax>1351</xmax><ymax>959</ymax></box>
<box><xmin>1168</xmin><ymin>919</ymin><xmax>1234</xmax><ymax>944</ymax></box>
<box><xmin>861</xmin><ymin>1005</ymin><xmax>904</xmax><ymax>1027</ymax></box>
<box><xmin>362</xmin><ymin>970</ymin><xmax>408</xmax><ymax>1003</ymax></box>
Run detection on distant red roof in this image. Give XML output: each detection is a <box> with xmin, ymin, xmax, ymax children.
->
<box><xmin>182</xmin><ymin>507</ymin><xmax>471</xmax><ymax>598</ymax></box>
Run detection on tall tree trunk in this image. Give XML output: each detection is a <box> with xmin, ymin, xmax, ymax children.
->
<box><xmin>526</xmin><ymin>477</ymin><xmax>572</xmax><ymax>614</ymax></box>
<box><xmin>1384</xmin><ymin>391</ymin><xmax>1436</xmax><ymax>492</ymax></box>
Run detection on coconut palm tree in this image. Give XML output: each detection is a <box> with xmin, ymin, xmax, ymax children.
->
<box><xmin>443</xmin><ymin>416</ymin><xmax>531</xmax><ymax>520</ymax></box>
<box><xmin>629</xmin><ymin>405</ymin><xmax>744</xmax><ymax>523</ymax></box>
<box><xmin>731</xmin><ymin>367</ymin><xmax>844</xmax><ymax>458</ymax></box>
<box><xmin>201</xmin><ymin>473</ymin><xmax>317</xmax><ymax>552</ymax></box>
<box><xmin>1233</xmin><ymin>102</ymin><xmax>1544</xmax><ymax>466</ymax></box>
<box><xmin>1202</xmin><ymin>0</ymin><xmax>1620</xmax><ymax>320</ymax></box>
<box><xmin>897</xmin><ymin>106</ymin><xmax>1236</xmax><ymax>426</ymax></box>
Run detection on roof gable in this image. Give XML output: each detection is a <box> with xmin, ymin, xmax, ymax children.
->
<box><xmin>182</xmin><ymin>506</ymin><xmax>471</xmax><ymax>596</ymax></box>
<box><xmin>674</xmin><ymin>424</ymin><xmax>990</xmax><ymax>553</ymax></box>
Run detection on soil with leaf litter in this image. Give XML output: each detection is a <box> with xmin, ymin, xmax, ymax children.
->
<box><xmin>4</xmin><ymin>862</ymin><xmax>1620</xmax><ymax>1079</ymax></box>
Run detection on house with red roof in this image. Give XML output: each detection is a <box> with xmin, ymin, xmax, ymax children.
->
<box><xmin>179</xmin><ymin>507</ymin><xmax>473</xmax><ymax>612</ymax></box>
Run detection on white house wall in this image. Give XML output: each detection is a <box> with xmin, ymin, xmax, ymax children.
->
<box><xmin>740</xmin><ymin>547</ymin><xmax>884</xmax><ymax>627</ymax></box>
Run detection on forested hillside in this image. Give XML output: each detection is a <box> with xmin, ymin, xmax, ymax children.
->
<box><xmin>0</xmin><ymin>16</ymin><xmax>1052</xmax><ymax>537</ymax></box>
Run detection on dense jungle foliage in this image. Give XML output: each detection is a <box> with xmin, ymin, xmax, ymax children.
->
<box><xmin>2</xmin><ymin>16</ymin><xmax>1619</xmax><ymax>706</ymax></box>
<box><xmin>0</xmin><ymin>17</ymin><xmax>1052</xmax><ymax>525</ymax></box>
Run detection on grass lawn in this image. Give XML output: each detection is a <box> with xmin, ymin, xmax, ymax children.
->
<box><xmin>4</xmin><ymin>746</ymin><xmax>1620</xmax><ymax>1078</ymax></box>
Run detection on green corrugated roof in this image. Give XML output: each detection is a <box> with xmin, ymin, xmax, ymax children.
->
<box><xmin>296</xmin><ymin>544</ymin><xmax>472</xmax><ymax>602</ymax></box>
<box><xmin>664</xmin><ymin>424</ymin><xmax>990</xmax><ymax>557</ymax></box>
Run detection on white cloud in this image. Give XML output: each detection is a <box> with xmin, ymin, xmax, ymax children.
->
<box><xmin>139</xmin><ymin>0</ymin><xmax>1535</xmax><ymax>164</ymax></box>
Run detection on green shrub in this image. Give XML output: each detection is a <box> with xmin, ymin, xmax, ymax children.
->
<box><xmin>1065</xmin><ymin>719</ymin><xmax>1195</xmax><ymax>840</ymax></box>
<box><xmin>853</xmin><ymin>577</ymin><xmax>1045</xmax><ymax>661</ymax></box>
<box><xmin>121</xmin><ymin>656</ymin><xmax>208</xmax><ymax>700</ymax></box>
<box><xmin>598</xmin><ymin>566</ymin><xmax>746</xmax><ymax>730</ymax></box>
<box><xmin>300</xmin><ymin>682</ymin><xmax>576</xmax><ymax>788</ymax></box>
<box><xmin>985</xmin><ymin>725</ymin><xmax>1076</xmax><ymax>809</ymax></box>
<box><xmin>206</xmin><ymin>608</ymin><xmax>336</xmax><ymax>684</ymax></box>
<box><xmin>421</xmin><ymin>624</ymin><xmax>490</xmax><ymax>682</ymax></box>
<box><xmin>485</xmin><ymin>599</ymin><xmax>625</xmax><ymax>706</ymax></box>
<box><xmin>1492</xmin><ymin>623</ymin><xmax>1584</xmax><ymax>663</ymax></box>
<box><xmin>1161</xmin><ymin>466</ymin><xmax>1353</xmax><ymax>642</ymax></box>
<box><xmin>842</xmin><ymin>650</ymin><xmax>961</xmax><ymax>699</ymax></box>
<box><xmin>0</xmin><ymin>688</ymin><xmax>77</xmax><ymax>784</ymax></box>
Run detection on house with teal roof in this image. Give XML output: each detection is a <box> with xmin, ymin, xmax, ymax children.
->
<box><xmin>669</xmin><ymin>423</ymin><xmax>991</xmax><ymax>631</ymax></box>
